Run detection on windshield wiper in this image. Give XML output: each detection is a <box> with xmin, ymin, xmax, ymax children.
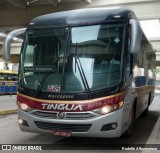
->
<box><xmin>34</xmin><ymin>56</ymin><xmax>59</xmax><ymax>97</ymax></box>
<box><xmin>74</xmin><ymin>43</ymin><xmax>92</xmax><ymax>99</ymax></box>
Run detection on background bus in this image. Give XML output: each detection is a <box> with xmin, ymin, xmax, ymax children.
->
<box><xmin>0</xmin><ymin>69</ymin><xmax>18</xmax><ymax>95</ymax></box>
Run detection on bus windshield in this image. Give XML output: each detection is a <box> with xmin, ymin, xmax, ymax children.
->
<box><xmin>19</xmin><ymin>23</ymin><xmax>124</xmax><ymax>93</ymax></box>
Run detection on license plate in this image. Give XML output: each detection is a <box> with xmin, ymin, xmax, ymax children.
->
<box><xmin>53</xmin><ymin>130</ymin><xmax>71</xmax><ymax>137</ymax></box>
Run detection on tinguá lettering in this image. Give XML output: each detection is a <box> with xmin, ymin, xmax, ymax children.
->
<box><xmin>41</xmin><ymin>103</ymin><xmax>83</xmax><ymax>111</ymax></box>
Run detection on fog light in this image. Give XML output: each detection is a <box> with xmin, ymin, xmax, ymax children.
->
<box><xmin>101</xmin><ymin>122</ymin><xmax>118</xmax><ymax>131</ymax></box>
<box><xmin>18</xmin><ymin>118</ymin><xmax>23</xmax><ymax>124</ymax></box>
<box><xmin>18</xmin><ymin>118</ymin><xmax>29</xmax><ymax>127</ymax></box>
<box><xmin>112</xmin><ymin>123</ymin><xmax>117</xmax><ymax>129</ymax></box>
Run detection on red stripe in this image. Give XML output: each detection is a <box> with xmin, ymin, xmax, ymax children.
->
<box><xmin>17</xmin><ymin>94</ymin><xmax>124</xmax><ymax>112</ymax></box>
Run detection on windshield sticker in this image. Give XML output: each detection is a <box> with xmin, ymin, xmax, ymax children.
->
<box><xmin>114</xmin><ymin>37</ymin><xmax>120</xmax><ymax>43</ymax></box>
<box><xmin>48</xmin><ymin>85</ymin><xmax>61</xmax><ymax>92</ymax></box>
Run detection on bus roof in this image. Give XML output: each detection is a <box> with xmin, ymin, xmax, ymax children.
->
<box><xmin>28</xmin><ymin>7</ymin><xmax>135</xmax><ymax>28</ymax></box>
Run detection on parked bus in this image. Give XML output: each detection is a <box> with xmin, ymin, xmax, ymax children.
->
<box><xmin>0</xmin><ymin>69</ymin><xmax>18</xmax><ymax>94</ymax></box>
<box><xmin>4</xmin><ymin>7</ymin><xmax>156</xmax><ymax>138</ymax></box>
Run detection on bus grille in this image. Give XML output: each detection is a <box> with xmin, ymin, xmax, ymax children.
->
<box><xmin>31</xmin><ymin>111</ymin><xmax>96</xmax><ymax>120</ymax></box>
<box><xmin>34</xmin><ymin>121</ymin><xmax>92</xmax><ymax>132</ymax></box>
<box><xmin>65</xmin><ymin>113</ymin><xmax>95</xmax><ymax>119</ymax></box>
<box><xmin>32</xmin><ymin>111</ymin><xmax>57</xmax><ymax>119</ymax></box>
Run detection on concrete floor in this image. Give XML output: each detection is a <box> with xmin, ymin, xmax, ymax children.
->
<box><xmin>0</xmin><ymin>95</ymin><xmax>17</xmax><ymax>110</ymax></box>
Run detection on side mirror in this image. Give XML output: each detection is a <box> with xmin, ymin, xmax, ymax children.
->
<box><xmin>129</xmin><ymin>19</ymin><xmax>142</xmax><ymax>53</ymax></box>
<box><xmin>3</xmin><ymin>28</ymin><xmax>26</xmax><ymax>61</ymax></box>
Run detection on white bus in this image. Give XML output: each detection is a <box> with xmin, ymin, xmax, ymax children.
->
<box><xmin>4</xmin><ymin>7</ymin><xmax>156</xmax><ymax>138</ymax></box>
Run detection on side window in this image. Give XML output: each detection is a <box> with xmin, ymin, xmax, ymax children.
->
<box><xmin>126</xmin><ymin>25</ymin><xmax>132</xmax><ymax>77</ymax></box>
<box><xmin>24</xmin><ymin>45</ymin><xmax>34</xmax><ymax>67</ymax></box>
<box><xmin>128</xmin><ymin>25</ymin><xmax>131</xmax><ymax>51</ymax></box>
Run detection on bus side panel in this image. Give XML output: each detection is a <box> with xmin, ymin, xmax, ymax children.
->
<box><xmin>121</xmin><ymin>83</ymin><xmax>135</xmax><ymax>134</ymax></box>
<box><xmin>135</xmin><ymin>91</ymin><xmax>149</xmax><ymax>119</ymax></box>
<box><xmin>133</xmin><ymin>32</ymin><xmax>156</xmax><ymax>119</ymax></box>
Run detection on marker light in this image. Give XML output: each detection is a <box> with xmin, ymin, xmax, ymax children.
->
<box><xmin>119</xmin><ymin>101</ymin><xmax>124</xmax><ymax>108</ymax></box>
<box><xmin>93</xmin><ymin>101</ymin><xmax>124</xmax><ymax>115</ymax></box>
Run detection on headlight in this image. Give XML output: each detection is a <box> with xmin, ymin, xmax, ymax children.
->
<box><xmin>93</xmin><ymin>101</ymin><xmax>124</xmax><ymax>115</ymax></box>
<box><xmin>100</xmin><ymin>105</ymin><xmax>112</xmax><ymax>114</ymax></box>
<box><xmin>17</xmin><ymin>102</ymin><xmax>32</xmax><ymax>112</ymax></box>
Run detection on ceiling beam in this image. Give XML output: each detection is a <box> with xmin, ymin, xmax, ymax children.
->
<box><xmin>45</xmin><ymin>0</ymin><xmax>58</xmax><ymax>7</ymax></box>
<box><xmin>82</xmin><ymin>0</ymin><xmax>91</xmax><ymax>4</ymax></box>
<box><xmin>6</xmin><ymin>0</ymin><xmax>26</xmax><ymax>10</ymax></box>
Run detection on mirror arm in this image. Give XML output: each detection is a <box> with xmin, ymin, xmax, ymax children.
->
<box><xmin>3</xmin><ymin>28</ymin><xmax>26</xmax><ymax>61</ymax></box>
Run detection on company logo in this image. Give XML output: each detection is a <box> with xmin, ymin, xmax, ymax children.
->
<box><xmin>57</xmin><ymin>112</ymin><xmax>65</xmax><ymax>119</ymax></box>
<box><xmin>41</xmin><ymin>103</ymin><xmax>83</xmax><ymax>111</ymax></box>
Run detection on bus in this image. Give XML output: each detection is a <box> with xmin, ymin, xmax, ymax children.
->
<box><xmin>0</xmin><ymin>69</ymin><xmax>18</xmax><ymax>95</ymax></box>
<box><xmin>4</xmin><ymin>7</ymin><xmax>156</xmax><ymax>138</ymax></box>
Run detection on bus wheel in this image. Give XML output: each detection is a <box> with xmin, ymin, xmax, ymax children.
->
<box><xmin>121</xmin><ymin>107</ymin><xmax>135</xmax><ymax>138</ymax></box>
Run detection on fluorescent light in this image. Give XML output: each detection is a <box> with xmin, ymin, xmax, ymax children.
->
<box><xmin>13</xmin><ymin>37</ymin><xmax>18</xmax><ymax>41</ymax></box>
<box><xmin>140</xmin><ymin>19</ymin><xmax>160</xmax><ymax>38</ymax></box>
<box><xmin>13</xmin><ymin>37</ymin><xmax>23</xmax><ymax>42</ymax></box>
<box><xmin>0</xmin><ymin>32</ymin><xmax>6</xmax><ymax>37</ymax></box>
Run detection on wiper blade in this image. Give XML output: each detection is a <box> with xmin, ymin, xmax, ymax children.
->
<box><xmin>34</xmin><ymin>57</ymin><xmax>59</xmax><ymax>97</ymax></box>
<box><xmin>74</xmin><ymin>43</ymin><xmax>92</xmax><ymax>99</ymax></box>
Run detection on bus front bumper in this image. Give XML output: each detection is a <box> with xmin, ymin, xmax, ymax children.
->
<box><xmin>18</xmin><ymin>107</ymin><xmax>130</xmax><ymax>138</ymax></box>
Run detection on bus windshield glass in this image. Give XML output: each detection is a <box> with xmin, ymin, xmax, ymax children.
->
<box><xmin>19</xmin><ymin>23</ymin><xmax>124</xmax><ymax>93</ymax></box>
